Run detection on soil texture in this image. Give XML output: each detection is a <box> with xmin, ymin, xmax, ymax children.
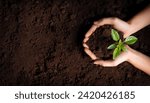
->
<box><xmin>0</xmin><ymin>0</ymin><xmax>150</xmax><ymax>85</ymax></box>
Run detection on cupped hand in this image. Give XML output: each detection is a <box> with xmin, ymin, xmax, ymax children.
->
<box><xmin>93</xmin><ymin>46</ymin><xmax>130</xmax><ymax>67</ymax></box>
<box><xmin>83</xmin><ymin>17</ymin><xmax>132</xmax><ymax>44</ymax></box>
<box><xmin>83</xmin><ymin>17</ymin><xmax>133</xmax><ymax>67</ymax></box>
<box><xmin>83</xmin><ymin>8</ymin><xmax>150</xmax><ymax>74</ymax></box>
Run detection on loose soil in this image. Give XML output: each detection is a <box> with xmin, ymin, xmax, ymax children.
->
<box><xmin>0</xmin><ymin>0</ymin><xmax>150</xmax><ymax>85</ymax></box>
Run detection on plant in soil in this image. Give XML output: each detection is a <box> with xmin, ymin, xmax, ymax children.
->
<box><xmin>107</xmin><ymin>29</ymin><xmax>138</xmax><ymax>59</ymax></box>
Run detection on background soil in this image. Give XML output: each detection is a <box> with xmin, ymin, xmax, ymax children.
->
<box><xmin>0</xmin><ymin>0</ymin><xmax>150</xmax><ymax>85</ymax></box>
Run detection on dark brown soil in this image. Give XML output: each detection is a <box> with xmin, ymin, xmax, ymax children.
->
<box><xmin>0</xmin><ymin>0</ymin><xmax>150</xmax><ymax>85</ymax></box>
<box><xmin>87</xmin><ymin>25</ymin><xmax>114</xmax><ymax>60</ymax></box>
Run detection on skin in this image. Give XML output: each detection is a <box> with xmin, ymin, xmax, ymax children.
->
<box><xmin>83</xmin><ymin>6</ymin><xmax>150</xmax><ymax>75</ymax></box>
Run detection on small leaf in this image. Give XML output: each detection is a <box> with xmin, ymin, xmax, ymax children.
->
<box><xmin>113</xmin><ymin>47</ymin><xmax>120</xmax><ymax>60</ymax></box>
<box><xmin>118</xmin><ymin>39</ymin><xmax>122</xmax><ymax>48</ymax></box>
<box><xmin>118</xmin><ymin>45</ymin><xmax>122</xmax><ymax>53</ymax></box>
<box><xmin>107</xmin><ymin>43</ymin><xmax>116</xmax><ymax>49</ymax></box>
<box><xmin>121</xmin><ymin>44</ymin><xmax>127</xmax><ymax>51</ymax></box>
<box><xmin>117</xmin><ymin>39</ymin><xmax>122</xmax><ymax>52</ymax></box>
<box><xmin>119</xmin><ymin>39</ymin><xmax>122</xmax><ymax>44</ymax></box>
<box><xmin>111</xmin><ymin>29</ymin><xmax>120</xmax><ymax>41</ymax></box>
<box><xmin>124</xmin><ymin>36</ymin><xmax>138</xmax><ymax>45</ymax></box>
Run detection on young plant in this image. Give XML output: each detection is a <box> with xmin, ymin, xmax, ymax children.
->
<box><xmin>107</xmin><ymin>29</ymin><xmax>138</xmax><ymax>59</ymax></box>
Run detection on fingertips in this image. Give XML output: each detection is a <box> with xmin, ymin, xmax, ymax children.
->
<box><xmin>83</xmin><ymin>43</ymin><xmax>89</xmax><ymax>49</ymax></box>
<box><xmin>84</xmin><ymin>48</ymin><xmax>97</xmax><ymax>60</ymax></box>
<box><xmin>93</xmin><ymin>60</ymin><xmax>103</xmax><ymax>65</ymax></box>
<box><xmin>94</xmin><ymin>21</ymin><xmax>99</xmax><ymax>25</ymax></box>
<box><xmin>83</xmin><ymin>37</ymin><xmax>89</xmax><ymax>43</ymax></box>
<box><xmin>123</xmin><ymin>34</ymin><xmax>130</xmax><ymax>38</ymax></box>
<box><xmin>123</xmin><ymin>35</ymin><xmax>127</xmax><ymax>38</ymax></box>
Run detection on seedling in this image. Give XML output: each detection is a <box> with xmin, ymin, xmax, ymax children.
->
<box><xmin>107</xmin><ymin>29</ymin><xmax>138</xmax><ymax>59</ymax></box>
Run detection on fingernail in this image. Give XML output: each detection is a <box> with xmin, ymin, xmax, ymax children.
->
<box><xmin>83</xmin><ymin>43</ymin><xmax>89</xmax><ymax>49</ymax></box>
<box><xmin>94</xmin><ymin>62</ymin><xmax>98</xmax><ymax>64</ymax></box>
<box><xmin>83</xmin><ymin>38</ymin><xmax>89</xmax><ymax>42</ymax></box>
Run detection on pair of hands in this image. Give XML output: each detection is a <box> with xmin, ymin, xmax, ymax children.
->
<box><xmin>83</xmin><ymin>17</ymin><xmax>133</xmax><ymax>67</ymax></box>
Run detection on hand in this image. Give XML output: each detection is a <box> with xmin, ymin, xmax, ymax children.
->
<box><xmin>83</xmin><ymin>17</ymin><xmax>131</xmax><ymax>44</ymax></box>
<box><xmin>82</xmin><ymin>17</ymin><xmax>133</xmax><ymax>66</ymax></box>
<box><xmin>90</xmin><ymin>9</ymin><xmax>150</xmax><ymax>75</ymax></box>
<box><xmin>94</xmin><ymin>44</ymin><xmax>150</xmax><ymax>75</ymax></box>
<box><xmin>83</xmin><ymin>9</ymin><xmax>150</xmax><ymax>75</ymax></box>
<box><xmin>94</xmin><ymin>46</ymin><xmax>130</xmax><ymax>67</ymax></box>
<box><xmin>93</xmin><ymin>17</ymin><xmax>131</xmax><ymax>38</ymax></box>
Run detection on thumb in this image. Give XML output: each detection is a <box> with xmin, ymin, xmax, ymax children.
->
<box><xmin>94</xmin><ymin>60</ymin><xmax>116</xmax><ymax>67</ymax></box>
<box><xmin>123</xmin><ymin>31</ymin><xmax>132</xmax><ymax>38</ymax></box>
<box><xmin>123</xmin><ymin>33</ymin><xmax>130</xmax><ymax>38</ymax></box>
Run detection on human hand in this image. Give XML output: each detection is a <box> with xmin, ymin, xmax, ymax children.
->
<box><xmin>91</xmin><ymin>43</ymin><xmax>150</xmax><ymax>75</ymax></box>
<box><xmin>82</xmin><ymin>17</ymin><xmax>133</xmax><ymax>66</ymax></box>
<box><xmin>83</xmin><ymin>10</ymin><xmax>150</xmax><ymax>75</ymax></box>
<box><xmin>83</xmin><ymin>17</ymin><xmax>131</xmax><ymax>44</ymax></box>
<box><xmin>93</xmin><ymin>46</ymin><xmax>130</xmax><ymax>67</ymax></box>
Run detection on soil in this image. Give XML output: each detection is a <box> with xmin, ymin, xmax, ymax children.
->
<box><xmin>0</xmin><ymin>0</ymin><xmax>150</xmax><ymax>86</ymax></box>
<box><xmin>87</xmin><ymin>25</ymin><xmax>114</xmax><ymax>60</ymax></box>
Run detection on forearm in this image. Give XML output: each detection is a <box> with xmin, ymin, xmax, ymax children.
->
<box><xmin>127</xmin><ymin>6</ymin><xmax>150</xmax><ymax>35</ymax></box>
<box><xmin>127</xmin><ymin>47</ymin><xmax>150</xmax><ymax>75</ymax></box>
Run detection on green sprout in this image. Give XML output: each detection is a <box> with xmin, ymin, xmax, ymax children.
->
<box><xmin>107</xmin><ymin>29</ymin><xmax>138</xmax><ymax>60</ymax></box>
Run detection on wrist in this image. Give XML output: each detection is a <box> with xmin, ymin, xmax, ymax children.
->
<box><xmin>126</xmin><ymin>46</ymin><xmax>136</xmax><ymax>62</ymax></box>
<box><xmin>123</xmin><ymin>45</ymin><xmax>131</xmax><ymax>62</ymax></box>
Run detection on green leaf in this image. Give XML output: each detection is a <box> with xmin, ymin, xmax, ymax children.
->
<box><xmin>113</xmin><ymin>47</ymin><xmax>120</xmax><ymax>60</ymax></box>
<box><xmin>121</xmin><ymin>44</ymin><xmax>127</xmax><ymax>52</ymax></box>
<box><xmin>107</xmin><ymin>43</ymin><xmax>117</xmax><ymax>49</ymax></box>
<box><xmin>118</xmin><ymin>39</ymin><xmax>122</xmax><ymax>48</ymax></box>
<box><xmin>118</xmin><ymin>39</ymin><xmax>122</xmax><ymax>44</ymax></box>
<box><xmin>118</xmin><ymin>39</ymin><xmax>122</xmax><ymax>52</ymax></box>
<box><xmin>124</xmin><ymin>36</ymin><xmax>138</xmax><ymax>45</ymax></box>
<box><xmin>111</xmin><ymin>29</ymin><xmax>120</xmax><ymax>41</ymax></box>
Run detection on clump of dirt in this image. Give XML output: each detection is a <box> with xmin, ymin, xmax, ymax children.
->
<box><xmin>87</xmin><ymin>25</ymin><xmax>125</xmax><ymax>60</ymax></box>
<box><xmin>87</xmin><ymin>25</ymin><xmax>113</xmax><ymax>60</ymax></box>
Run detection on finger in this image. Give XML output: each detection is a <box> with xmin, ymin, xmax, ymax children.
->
<box><xmin>94</xmin><ymin>17</ymin><xmax>115</xmax><ymax>27</ymax></box>
<box><xmin>125</xmin><ymin>45</ymin><xmax>131</xmax><ymax>49</ymax></box>
<box><xmin>94</xmin><ymin>60</ymin><xmax>116</xmax><ymax>67</ymax></box>
<box><xmin>83</xmin><ymin>37</ymin><xmax>89</xmax><ymax>43</ymax></box>
<box><xmin>84</xmin><ymin>18</ymin><xmax>116</xmax><ymax>43</ymax></box>
<box><xmin>95</xmin><ymin>18</ymin><xmax>130</xmax><ymax>36</ymax></box>
<box><xmin>123</xmin><ymin>34</ymin><xmax>130</xmax><ymax>38</ymax></box>
<box><xmin>85</xmin><ymin>25</ymin><xmax>97</xmax><ymax>38</ymax></box>
<box><xmin>83</xmin><ymin>43</ymin><xmax>89</xmax><ymax>49</ymax></box>
<box><xmin>123</xmin><ymin>34</ymin><xmax>128</xmax><ymax>38</ymax></box>
<box><xmin>84</xmin><ymin>48</ymin><xmax>97</xmax><ymax>60</ymax></box>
